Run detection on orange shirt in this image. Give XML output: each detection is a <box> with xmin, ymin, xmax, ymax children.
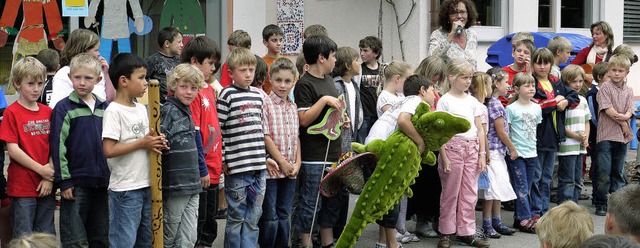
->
<box><xmin>262</xmin><ymin>55</ymin><xmax>280</xmax><ymax>94</ymax></box>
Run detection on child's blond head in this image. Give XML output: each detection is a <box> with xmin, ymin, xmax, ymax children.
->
<box><xmin>69</xmin><ymin>54</ymin><xmax>101</xmax><ymax>77</ymax></box>
<box><xmin>227</xmin><ymin>47</ymin><xmax>257</xmax><ymax>70</ymax></box>
<box><xmin>304</xmin><ymin>24</ymin><xmax>328</xmax><ymax>39</ymax></box>
<box><xmin>512</xmin><ymin>32</ymin><xmax>534</xmax><ymax>45</ymax></box>
<box><xmin>561</xmin><ymin>64</ymin><xmax>586</xmax><ymax>87</ymax></box>
<box><xmin>11</xmin><ymin>57</ymin><xmax>46</xmax><ymax>87</ymax></box>
<box><xmin>227</xmin><ymin>29</ymin><xmax>252</xmax><ymax>49</ymax></box>
<box><xmin>537</xmin><ymin>201</ymin><xmax>594</xmax><ymax>248</ymax></box>
<box><xmin>167</xmin><ymin>64</ymin><xmax>204</xmax><ymax>93</ymax></box>
<box><xmin>512</xmin><ymin>39</ymin><xmax>535</xmax><ymax>54</ymax></box>
<box><xmin>612</xmin><ymin>44</ymin><xmax>638</xmax><ymax>65</ymax></box>
<box><xmin>270</xmin><ymin>57</ymin><xmax>297</xmax><ymax>79</ymax></box>
<box><xmin>443</xmin><ymin>58</ymin><xmax>474</xmax><ymax>92</ymax></box>
<box><xmin>470</xmin><ymin>71</ymin><xmax>490</xmax><ymax>102</ymax></box>
<box><xmin>9</xmin><ymin>233</ymin><xmax>60</xmax><ymax>248</ymax></box>
<box><xmin>608</xmin><ymin>55</ymin><xmax>632</xmax><ymax>71</ymax></box>
<box><xmin>512</xmin><ymin>72</ymin><xmax>535</xmax><ymax>89</ymax></box>
<box><xmin>415</xmin><ymin>56</ymin><xmax>445</xmax><ymax>83</ymax></box>
<box><xmin>548</xmin><ymin>36</ymin><xmax>572</xmax><ymax>56</ymax></box>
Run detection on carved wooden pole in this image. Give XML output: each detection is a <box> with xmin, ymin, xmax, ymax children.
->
<box><xmin>147</xmin><ymin>79</ymin><xmax>163</xmax><ymax>247</ymax></box>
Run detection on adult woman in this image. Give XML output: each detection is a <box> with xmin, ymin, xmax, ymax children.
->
<box><xmin>571</xmin><ymin>21</ymin><xmax>614</xmax><ymax>66</ymax></box>
<box><xmin>428</xmin><ymin>0</ymin><xmax>478</xmax><ymax>69</ymax></box>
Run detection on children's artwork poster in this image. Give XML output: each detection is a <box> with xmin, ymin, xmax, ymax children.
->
<box><xmin>62</xmin><ymin>0</ymin><xmax>89</xmax><ymax>17</ymax></box>
<box><xmin>276</xmin><ymin>0</ymin><xmax>304</xmax><ymax>55</ymax></box>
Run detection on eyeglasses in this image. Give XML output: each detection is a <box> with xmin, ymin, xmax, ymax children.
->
<box><xmin>449</xmin><ymin>10</ymin><xmax>467</xmax><ymax>17</ymax></box>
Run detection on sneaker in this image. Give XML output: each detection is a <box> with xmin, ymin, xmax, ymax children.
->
<box><xmin>595</xmin><ymin>206</ymin><xmax>607</xmax><ymax>216</ymax></box>
<box><xmin>375</xmin><ymin>242</ymin><xmax>387</xmax><ymax>248</ymax></box>
<box><xmin>396</xmin><ymin>231</ymin><xmax>420</xmax><ymax>243</ymax></box>
<box><xmin>438</xmin><ymin>234</ymin><xmax>452</xmax><ymax>248</ymax></box>
<box><xmin>483</xmin><ymin>228</ymin><xmax>502</xmax><ymax>239</ymax></box>
<box><xmin>457</xmin><ymin>235</ymin><xmax>490</xmax><ymax>247</ymax></box>
<box><xmin>415</xmin><ymin>222</ymin><xmax>439</xmax><ymax>238</ymax></box>
<box><xmin>215</xmin><ymin>208</ymin><xmax>227</xmax><ymax>219</ymax></box>
<box><xmin>493</xmin><ymin>223</ymin><xmax>516</xmax><ymax>235</ymax></box>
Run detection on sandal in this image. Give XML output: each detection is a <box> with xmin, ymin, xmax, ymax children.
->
<box><xmin>484</xmin><ymin>228</ymin><xmax>502</xmax><ymax>239</ymax></box>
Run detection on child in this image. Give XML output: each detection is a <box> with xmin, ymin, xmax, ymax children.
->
<box><xmin>332</xmin><ymin>47</ymin><xmax>363</xmax><ymax>153</ymax></box>
<box><xmin>50</xmin><ymin>54</ymin><xmax>109</xmax><ymax>247</ymax></box>
<box><xmin>557</xmin><ymin>65</ymin><xmax>591</xmax><ymax>204</ymax></box>
<box><xmin>220</xmin><ymin>30</ymin><xmax>252</xmax><ymax>88</ymax></box>
<box><xmin>258</xmin><ymin>57</ymin><xmax>301</xmax><ymax>248</ymax></box>
<box><xmin>548</xmin><ymin>36</ymin><xmax>573</xmax><ymax>78</ymax></box>
<box><xmin>500</xmin><ymin>39</ymin><xmax>535</xmax><ymax>106</ymax></box>
<box><xmin>262</xmin><ymin>24</ymin><xmax>284</xmax><ymax>94</ymax></box>
<box><xmin>160</xmin><ymin>64</ymin><xmax>205</xmax><ymax>247</ymax></box>
<box><xmin>251</xmin><ymin>55</ymin><xmax>270</xmax><ymax>99</ymax></box>
<box><xmin>366</xmin><ymin>75</ymin><xmax>435</xmax><ymax>248</ymax></box>
<box><xmin>612</xmin><ymin>44</ymin><xmax>639</xmax><ymax>65</ymax></box>
<box><xmin>415</xmin><ymin>56</ymin><xmax>445</xmax><ymax>110</ymax></box>
<box><xmin>505</xmin><ymin>73</ymin><xmax>542</xmax><ymax>233</ymax></box>
<box><xmin>217</xmin><ymin>47</ymin><xmax>266</xmax><ymax>248</ymax></box>
<box><xmin>303</xmin><ymin>24</ymin><xmax>328</xmax><ymax>39</ymax></box>
<box><xmin>377</xmin><ymin>61</ymin><xmax>411</xmax><ymax>117</ymax></box>
<box><xmin>481</xmin><ymin>68</ymin><xmax>517</xmax><ymax>238</ymax></box>
<box><xmin>586</xmin><ymin>62</ymin><xmax>609</xmax><ymax>196</ymax></box>
<box><xmin>511</xmin><ymin>32</ymin><xmax>534</xmax><ymax>45</ymax></box>
<box><xmin>436</xmin><ymin>58</ymin><xmax>488</xmax><ymax>248</ymax></box>
<box><xmin>50</xmin><ymin>29</ymin><xmax>115</xmax><ymax>108</ymax></box>
<box><xmin>103</xmin><ymin>53</ymin><xmax>167</xmax><ymax>247</ymax></box>
<box><xmin>593</xmin><ymin>55</ymin><xmax>636</xmax><ymax>216</ymax></box>
<box><xmin>357</xmin><ymin>35</ymin><xmax>384</xmax><ymax>143</ymax></box>
<box><xmin>291</xmin><ymin>35</ymin><xmax>342</xmax><ymax>248</ymax></box>
<box><xmin>0</xmin><ymin>57</ymin><xmax>55</xmax><ymax>237</ymax></box>
<box><xmin>529</xmin><ymin>48</ymin><xmax>579</xmax><ymax>221</ymax></box>
<box><xmin>179</xmin><ymin>36</ymin><xmax>224</xmax><ymax>248</ymax></box>
<box><xmin>536</xmin><ymin>201</ymin><xmax>594</xmax><ymax>248</ymax></box>
<box><xmin>35</xmin><ymin>49</ymin><xmax>60</xmax><ymax>106</ymax></box>
<box><xmin>146</xmin><ymin>27</ymin><xmax>183</xmax><ymax>104</ymax></box>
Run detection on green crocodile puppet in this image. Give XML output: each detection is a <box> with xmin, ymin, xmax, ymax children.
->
<box><xmin>335</xmin><ymin>102</ymin><xmax>471</xmax><ymax>248</ymax></box>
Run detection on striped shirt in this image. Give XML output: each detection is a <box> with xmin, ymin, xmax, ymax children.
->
<box><xmin>217</xmin><ymin>84</ymin><xmax>266</xmax><ymax>174</ymax></box>
<box><xmin>559</xmin><ymin>96</ymin><xmax>591</xmax><ymax>155</ymax></box>
<box><xmin>263</xmin><ymin>92</ymin><xmax>299</xmax><ymax>179</ymax></box>
<box><xmin>596</xmin><ymin>80</ymin><xmax>636</xmax><ymax>143</ymax></box>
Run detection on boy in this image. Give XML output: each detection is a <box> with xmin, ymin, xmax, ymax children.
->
<box><xmin>511</xmin><ymin>32</ymin><xmax>534</xmax><ymax>45</ymax></box>
<box><xmin>358</xmin><ymin>35</ymin><xmax>384</xmax><ymax>143</ymax></box>
<box><xmin>146</xmin><ymin>27</ymin><xmax>183</xmax><ymax>104</ymax></box>
<box><xmin>262</xmin><ymin>24</ymin><xmax>284</xmax><ymax>94</ymax></box>
<box><xmin>291</xmin><ymin>35</ymin><xmax>343</xmax><ymax>248</ymax></box>
<box><xmin>593</xmin><ymin>55</ymin><xmax>636</xmax><ymax>216</ymax></box>
<box><xmin>103</xmin><ymin>53</ymin><xmax>167</xmax><ymax>247</ymax></box>
<box><xmin>548</xmin><ymin>36</ymin><xmax>573</xmax><ymax>78</ymax></box>
<box><xmin>0</xmin><ymin>57</ymin><xmax>55</xmax><ymax>237</ymax></box>
<box><xmin>50</xmin><ymin>54</ymin><xmax>110</xmax><ymax>247</ymax></box>
<box><xmin>258</xmin><ymin>57</ymin><xmax>301</xmax><ymax>248</ymax></box>
<box><xmin>160</xmin><ymin>63</ymin><xmax>206</xmax><ymax>247</ymax></box>
<box><xmin>304</xmin><ymin>24</ymin><xmax>328</xmax><ymax>39</ymax></box>
<box><xmin>536</xmin><ymin>201</ymin><xmax>594</xmax><ymax>248</ymax></box>
<box><xmin>180</xmin><ymin>36</ymin><xmax>224</xmax><ymax>248</ymax></box>
<box><xmin>500</xmin><ymin>39</ymin><xmax>535</xmax><ymax>106</ymax></box>
<box><xmin>217</xmin><ymin>47</ymin><xmax>266</xmax><ymax>248</ymax></box>
<box><xmin>606</xmin><ymin>185</ymin><xmax>640</xmax><ymax>243</ymax></box>
<box><xmin>586</xmin><ymin>62</ymin><xmax>609</xmax><ymax>194</ymax></box>
<box><xmin>220</xmin><ymin>30</ymin><xmax>252</xmax><ymax>88</ymax></box>
<box><xmin>35</xmin><ymin>48</ymin><xmax>60</xmax><ymax>106</ymax></box>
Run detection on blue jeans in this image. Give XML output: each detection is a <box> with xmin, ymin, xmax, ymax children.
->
<box><xmin>163</xmin><ymin>193</ymin><xmax>199</xmax><ymax>247</ymax></box>
<box><xmin>292</xmin><ymin>162</ymin><xmax>331</xmax><ymax>234</ymax></box>
<box><xmin>60</xmin><ymin>187</ymin><xmax>109</xmax><ymax>247</ymax></box>
<box><xmin>224</xmin><ymin>170</ymin><xmax>266</xmax><ymax>248</ymax></box>
<box><xmin>506</xmin><ymin>157</ymin><xmax>537</xmax><ymax>221</ymax></box>
<box><xmin>557</xmin><ymin>155</ymin><xmax>584</xmax><ymax>204</ymax></box>
<box><xmin>531</xmin><ymin>150</ymin><xmax>556</xmax><ymax>216</ymax></box>
<box><xmin>259</xmin><ymin>178</ymin><xmax>297</xmax><ymax>248</ymax></box>
<box><xmin>356</xmin><ymin>116</ymin><xmax>376</xmax><ymax>144</ymax></box>
<box><xmin>10</xmin><ymin>196</ymin><xmax>55</xmax><ymax>237</ymax></box>
<box><xmin>109</xmin><ymin>187</ymin><xmax>152</xmax><ymax>248</ymax></box>
<box><xmin>593</xmin><ymin>141</ymin><xmax>628</xmax><ymax>208</ymax></box>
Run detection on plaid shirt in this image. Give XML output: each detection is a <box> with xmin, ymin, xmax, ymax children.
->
<box><xmin>262</xmin><ymin>92</ymin><xmax>299</xmax><ymax>179</ymax></box>
<box><xmin>488</xmin><ymin>97</ymin><xmax>508</xmax><ymax>154</ymax></box>
<box><xmin>596</xmin><ymin>80</ymin><xmax>636</xmax><ymax>144</ymax></box>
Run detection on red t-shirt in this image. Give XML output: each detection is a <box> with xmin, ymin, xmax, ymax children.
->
<box><xmin>220</xmin><ymin>62</ymin><xmax>232</xmax><ymax>88</ymax></box>
<box><xmin>0</xmin><ymin>102</ymin><xmax>52</xmax><ymax>197</ymax></box>
<box><xmin>190</xmin><ymin>85</ymin><xmax>223</xmax><ymax>184</ymax></box>
<box><xmin>499</xmin><ymin>65</ymin><xmax>528</xmax><ymax>107</ymax></box>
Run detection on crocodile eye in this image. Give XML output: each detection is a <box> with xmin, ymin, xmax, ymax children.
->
<box><xmin>435</xmin><ymin>119</ymin><xmax>445</xmax><ymax>127</ymax></box>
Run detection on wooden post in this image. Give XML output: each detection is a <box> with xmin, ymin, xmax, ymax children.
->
<box><xmin>147</xmin><ymin>79</ymin><xmax>163</xmax><ymax>247</ymax></box>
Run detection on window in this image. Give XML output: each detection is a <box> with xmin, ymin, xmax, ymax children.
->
<box><xmin>624</xmin><ymin>0</ymin><xmax>640</xmax><ymax>42</ymax></box>
<box><xmin>539</xmin><ymin>0</ymin><xmax>594</xmax><ymax>31</ymax></box>
<box><xmin>474</xmin><ymin>0</ymin><xmax>501</xmax><ymax>26</ymax></box>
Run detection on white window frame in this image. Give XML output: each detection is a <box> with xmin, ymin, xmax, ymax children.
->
<box><xmin>538</xmin><ymin>0</ymin><xmax>597</xmax><ymax>35</ymax></box>
<box><xmin>471</xmin><ymin>0</ymin><xmax>509</xmax><ymax>42</ymax></box>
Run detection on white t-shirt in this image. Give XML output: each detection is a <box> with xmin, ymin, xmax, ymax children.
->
<box><xmin>436</xmin><ymin>93</ymin><xmax>481</xmax><ymax>139</ymax></box>
<box><xmin>345</xmin><ymin>82</ymin><xmax>356</xmax><ymax>125</ymax></box>
<box><xmin>49</xmin><ymin>66</ymin><xmax>107</xmax><ymax>108</ymax></box>
<box><xmin>102</xmin><ymin>102</ymin><xmax>151</xmax><ymax>191</ymax></box>
<box><xmin>366</xmin><ymin>95</ymin><xmax>422</xmax><ymax>144</ymax></box>
<box><xmin>376</xmin><ymin>90</ymin><xmax>403</xmax><ymax>117</ymax></box>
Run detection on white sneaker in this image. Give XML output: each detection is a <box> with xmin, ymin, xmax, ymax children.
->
<box><xmin>395</xmin><ymin>231</ymin><xmax>420</xmax><ymax>243</ymax></box>
<box><xmin>375</xmin><ymin>242</ymin><xmax>387</xmax><ymax>248</ymax></box>
<box><xmin>415</xmin><ymin>222</ymin><xmax>439</xmax><ymax>238</ymax></box>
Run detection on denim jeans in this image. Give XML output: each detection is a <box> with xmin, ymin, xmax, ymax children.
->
<box><xmin>593</xmin><ymin>141</ymin><xmax>628</xmax><ymax>208</ymax></box>
<box><xmin>531</xmin><ymin>150</ymin><xmax>556</xmax><ymax>216</ymax></box>
<box><xmin>10</xmin><ymin>196</ymin><xmax>55</xmax><ymax>237</ymax></box>
<box><xmin>506</xmin><ymin>156</ymin><xmax>537</xmax><ymax>221</ymax></box>
<box><xmin>259</xmin><ymin>178</ymin><xmax>297</xmax><ymax>248</ymax></box>
<box><xmin>60</xmin><ymin>187</ymin><xmax>109</xmax><ymax>248</ymax></box>
<box><xmin>557</xmin><ymin>155</ymin><xmax>584</xmax><ymax>204</ymax></box>
<box><xmin>356</xmin><ymin>116</ymin><xmax>376</xmax><ymax>144</ymax></box>
<box><xmin>109</xmin><ymin>187</ymin><xmax>152</xmax><ymax>248</ymax></box>
<box><xmin>292</xmin><ymin>162</ymin><xmax>332</xmax><ymax>235</ymax></box>
<box><xmin>224</xmin><ymin>170</ymin><xmax>266</xmax><ymax>248</ymax></box>
<box><xmin>196</xmin><ymin>184</ymin><xmax>219</xmax><ymax>247</ymax></box>
<box><xmin>163</xmin><ymin>193</ymin><xmax>199</xmax><ymax>248</ymax></box>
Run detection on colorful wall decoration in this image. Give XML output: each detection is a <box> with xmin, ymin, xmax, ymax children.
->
<box><xmin>276</xmin><ymin>0</ymin><xmax>304</xmax><ymax>56</ymax></box>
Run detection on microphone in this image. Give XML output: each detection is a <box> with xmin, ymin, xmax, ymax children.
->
<box><xmin>456</xmin><ymin>25</ymin><xmax>462</xmax><ymax>35</ymax></box>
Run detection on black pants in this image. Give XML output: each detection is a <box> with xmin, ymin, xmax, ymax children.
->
<box><xmin>196</xmin><ymin>184</ymin><xmax>219</xmax><ymax>247</ymax></box>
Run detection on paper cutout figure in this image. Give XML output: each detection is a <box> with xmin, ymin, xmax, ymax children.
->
<box><xmin>307</xmin><ymin>94</ymin><xmax>347</xmax><ymax>141</ymax></box>
<box><xmin>160</xmin><ymin>0</ymin><xmax>205</xmax><ymax>42</ymax></box>
<box><xmin>0</xmin><ymin>0</ymin><xmax>66</xmax><ymax>65</ymax></box>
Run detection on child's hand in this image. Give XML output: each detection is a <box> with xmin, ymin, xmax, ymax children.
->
<box><xmin>142</xmin><ymin>129</ymin><xmax>169</xmax><ymax>154</ymax></box>
<box><xmin>485</xmin><ymin>153</ymin><xmax>491</xmax><ymax>164</ymax></box>
<box><xmin>557</xmin><ymin>99</ymin><xmax>568</xmax><ymax>112</ymax></box>
<box><xmin>222</xmin><ymin>163</ymin><xmax>228</xmax><ymax>175</ymax></box>
<box><xmin>289</xmin><ymin>163</ymin><xmax>300</xmax><ymax>178</ymax></box>
<box><xmin>342</xmin><ymin>113</ymin><xmax>351</xmax><ymax>130</ymax></box>
<box><xmin>509</xmin><ymin>149</ymin><xmax>519</xmax><ymax>161</ymax></box>
<box><xmin>281</xmin><ymin>161</ymin><xmax>296</xmax><ymax>177</ymax></box>
<box><xmin>99</xmin><ymin>56</ymin><xmax>109</xmax><ymax>71</ymax></box>
<box><xmin>266</xmin><ymin>158</ymin><xmax>280</xmax><ymax>178</ymax></box>
<box><xmin>417</xmin><ymin>140</ymin><xmax>426</xmax><ymax>154</ymax></box>
<box><xmin>478</xmin><ymin>155</ymin><xmax>487</xmax><ymax>172</ymax></box>
<box><xmin>200</xmin><ymin>176</ymin><xmax>210</xmax><ymax>188</ymax></box>
<box><xmin>37</xmin><ymin>180</ymin><xmax>53</xmax><ymax>197</ymax></box>
<box><xmin>61</xmin><ymin>187</ymin><xmax>75</xmax><ymax>201</ymax></box>
<box><xmin>581</xmin><ymin>139</ymin><xmax>589</xmax><ymax>149</ymax></box>
<box><xmin>38</xmin><ymin>164</ymin><xmax>55</xmax><ymax>182</ymax></box>
<box><xmin>323</xmin><ymin>96</ymin><xmax>342</xmax><ymax>112</ymax></box>
<box><xmin>442</xmin><ymin>157</ymin><xmax>451</xmax><ymax>173</ymax></box>
<box><xmin>614</xmin><ymin>113</ymin><xmax>631</xmax><ymax>121</ymax></box>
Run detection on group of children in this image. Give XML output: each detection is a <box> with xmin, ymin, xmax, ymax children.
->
<box><xmin>0</xmin><ymin>21</ymin><xmax>638</xmax><ymax>248</ymax></box>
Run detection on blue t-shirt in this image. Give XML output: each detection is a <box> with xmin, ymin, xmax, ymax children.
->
<box><xmin>506</xmin><ymin>101</ymin><xmax>542</xmax><ymax>158</ymax></box>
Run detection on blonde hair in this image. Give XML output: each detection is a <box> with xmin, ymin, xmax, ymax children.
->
<box><xmin>537</xmin><ymin>201</ymin><xmax>594</xmax><ymax>248</ymax></box>
<box><xmin>561</xmin><ymin>64</ymin><xmax>586</xmax><ymax>87</ymax></box>
<box><xmin>378</xmin><ymin>60</ymin><xmax>411</xmax><ymax>94</ymax></box>
<box><xmin>442</xmin><ymin>58</ymin><xmax>474</xmax><ymax>93</ymax></box>
<box><xmin>486</xmin><ymin>67</ymin><xmax>507</xmax><ymax>93</ymax></box>
<box><xmin>612</xmin><ymin>44</ymin><xmax>638</xmax><ymax>65</ymax></box>
<box><xmin>608</xmin><ymin>54</ymin><xmax>632</xmax><ymax>71</ymax></box>
<box><xmin>548</xmin><ymin>36</ymin><xmax>572</xmax><ymax>55</ymax></box>
<box><xmin>9</xmin><ymin>233</ymin><xmax>60</xmax><ymax>248</ymax></box>
<box><xmin>270</xmin><ymin>57</ymin><xmax>297</xmax><ymax>78</ymax></box>
<box><xmin>591</xmin><ymin>21</ymin><xmax>615</xmax><ymax>53</ymax></box>
<box><xmin>69</xmin><ymin>53</ymin><xmax>101</xmax><ymax>77</ymax></box>
<box><xmin>167</xmin><ymin>64</ymin><xmax>205</xmax><ymax>92</ymax></box>
<box><xmin>60</xmin><ymin>29</ymin><xmax>100</xmax><ymax>66</ymax></box>
<box><xmin>11</xmin><ymin>57</ymin><xmax>46</xmax><ymax>87</ymax></box>
<box><xmin>512</xmin><ymin>32</ymin><xmax>534</xmax><ymax>45</ymax></box>
<box><xmin>415</xmin><ymin>56</ymin><xmax>445</xmax><ymax>82</ymax></box>
<box><xmin>509</xmin><ymin>72</ymin><xmax>535</xmax><ymax>104</ymax></box>
<box><xmin>303</xmin><ymin>24</ymin><xmax>328</xmax><ymax>39</ymax></box>
<box><xmin>226</xmin><ymin>47</ymin><xmax>257</xmax><ymax>70</ymax></box>
<box><xmin>227</xmin><ymin>29</ymin><xmax>251</xmax><ymax>49</ymax></box>
<box><xmin>470</xmin><ymin>72</ymin><xmax>490</xmax><ymax>102</ymax></box>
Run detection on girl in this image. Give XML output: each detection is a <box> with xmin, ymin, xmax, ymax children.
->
<box><xmin>49</xmin><ymin>29</ymin><xmax>115</xmax><ymax>108</ymax></box>
<box><xmin>415</xmin><ymin>56</ymin><xmax>446</xmax><ymax>111</ymax></box>
<box><xmin>505</xmin><ymin>72</ymin><xmax>542</xmax><ymax>233</ymax></box>
<box><xmin>480</xmin><ymin>68</ymin><xmax>518</xmax><ymax>238</ymax></box>
<box><xmin>436</xmin><ymin>59</ymin><xmax>488</xmax><ymax>248</ymax></box>
<box><xmin>376</xmin><ymin>60</ymin><xmax>411</xmax><ymax>117</ymax></box>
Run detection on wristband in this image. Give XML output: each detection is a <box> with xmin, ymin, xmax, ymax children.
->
<box><xmin>479</xmin><ymin>151</ymin><xmax>487</xmax><ymax>155</ymax></box>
